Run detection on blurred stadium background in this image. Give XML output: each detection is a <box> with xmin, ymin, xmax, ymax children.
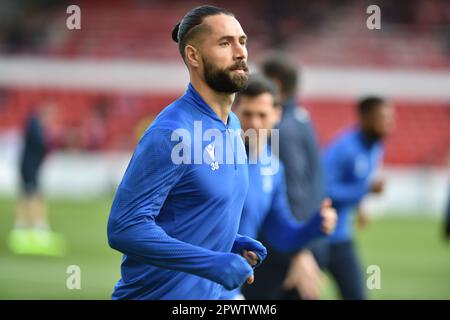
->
<box><xmin>0</xmin><ymin>0</ymin><xmax>449</xmax><ymax>299</ymax></box>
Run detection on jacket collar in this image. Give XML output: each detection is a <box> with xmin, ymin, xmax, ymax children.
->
<box><xmin>356</xmin><ymin>127</ymin><xmax>380</xmax><ymax>149</ymax></box>
<box><xmin>183</xmin><ymin>83</ymin><xmax>231</xmax><ymax>129</ymax></box>
<box><xmin>282</xmin><ymin>96</ymin><xmax>297</xmax><ymax>113</ymax></box>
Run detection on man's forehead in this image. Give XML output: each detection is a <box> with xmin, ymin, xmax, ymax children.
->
<box><xmin>241</xmin><ymin>94</ymin><xmax>274</xmax><ymax>109</ymax></box>
<box><xmin>203</xmin><ymin>14</ymin><xmax>246</xmax><ymax>38</ymax></box>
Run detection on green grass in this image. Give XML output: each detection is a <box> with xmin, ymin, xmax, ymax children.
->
<box><xmin>321</xmin><ymin>215</ymin><xmax>450</xmax><ymax>299</ymax></box>
<box><xmin>0</xmin><ymin>197</ymin><xmax>449</xmax><ymax>299</ymax></box>
<box><xmin>0</xmin><ymin>197</ymin><xmax>122</xmax><ymax>299</ymax></box>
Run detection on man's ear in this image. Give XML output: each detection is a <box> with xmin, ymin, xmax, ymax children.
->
<box><xmin>185</xmin><ymin>45</ymin><xmax>200</xmax><ymax>68</ymax></box>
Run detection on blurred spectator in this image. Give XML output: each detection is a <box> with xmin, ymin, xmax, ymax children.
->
<box><xmin>0</xmin><ymin>0</ymin><xmax>447</xmax><ymax>68</ymax></box>
<box><xmin>79</xmin><ymin>98</ymin><xmax>109</xmax><ymax>150</ymax></box>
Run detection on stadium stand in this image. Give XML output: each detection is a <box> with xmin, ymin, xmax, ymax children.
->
<box><xmin>0</xmin><ymin>0</ymin><xmax>449</xmax><ymax>165</ymax></box>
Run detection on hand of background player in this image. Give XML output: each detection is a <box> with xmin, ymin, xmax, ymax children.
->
<box><xmin>356</xmin><ymin>206</ymin><xmax>371</xmax><ymax>229</ymax></box>
<box><xmin>319</xmin><ymin>198</ymin><xmax>337</xmax><ymax>235</ymax></box>
<box><xmin>370</xmin><ymin>178</ymin><xmax>385</xmax><ymax>194</ymax></box>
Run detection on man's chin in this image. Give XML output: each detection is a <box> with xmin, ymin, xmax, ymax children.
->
<box><xmin>231</xmin><ymin>75</ymin><xmax>249</xmax><ymax>92</ymax></box>
<box><xmin>205</xmin><ymin>72</ymin><xmax>248</xmax><ymax>93</ymax></box>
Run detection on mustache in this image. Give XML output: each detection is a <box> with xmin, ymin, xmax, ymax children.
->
<box><xmin>228</xmin><ymin>61</ymin><xmax>249</xmax><ymax>72</ymax></box>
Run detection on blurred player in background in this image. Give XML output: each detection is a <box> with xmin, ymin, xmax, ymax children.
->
<box><xmin>107</xmin><ymin>5</ymin><xmax>267</xmax><ymax>300</ymax></box>
<box><xmin>221</xmin><ymin>74</ymin><xmax>337</xmax><ymax>300</ymax></box>
<box><xmin>8</xmin><ymin>103</ymin><xmax>66</xmax><ymax>256</ymax></box>
<box><xmin>315</xmin><ymin>96</ymin><xmax>394</xmax><ymax>299</ymax></box>
<box><xmin>445</xmin><ymin>188</ymin><xmax>450</xmax><ymax>240</ymax></box>
<box><xmin>244</xmin><ymin>54</ymin><xmax>326</xmax><ymax>300</ymax></box>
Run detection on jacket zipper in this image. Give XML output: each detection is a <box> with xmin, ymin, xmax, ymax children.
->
<box><xmin>226</xmin><ymin>125</ymin><xmax>237</xmax><ymax>170</ymax></box>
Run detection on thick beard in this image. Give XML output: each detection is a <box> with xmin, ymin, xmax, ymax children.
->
<box><xmin>202</xmin><ymin>57</ymin><xmax>249</xmax><ymax>93</ymax></box>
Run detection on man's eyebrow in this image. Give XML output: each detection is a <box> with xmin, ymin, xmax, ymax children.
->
<box><xmin>217</xmin><ymin>34</ymin><xmax>248</xmax><ymax>42</ymax></box>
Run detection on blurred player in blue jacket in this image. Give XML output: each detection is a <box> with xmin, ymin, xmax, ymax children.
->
<box><xmin>107</xmin><ymin>6</ymin><xmax>267</xmax><ymax>300</ymax></box>
<box><xmin>220</xmin><ymin>75</ymin><xmax>337</xmax><ymax>299</ymax></box>
<box><xmin>316</xmin><ymin>96</ymin><xmax>394</xmax><ymax>299</ymax></box>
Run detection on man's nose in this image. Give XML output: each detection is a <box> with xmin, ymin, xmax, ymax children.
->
<box><xmin>234</xmin><ymin>42</ymin><xmax>247</xmax><ymax>61</ymax></box>
<box><xmin>249</xmin><ymin>116</ymin><xmax>261</xmax><ymax>130</ymax></box>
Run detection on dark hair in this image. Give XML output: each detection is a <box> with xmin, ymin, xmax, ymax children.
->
<box><xmin>260</xmin><ymin>53</ymin><xmax>298</xmax><ymax>98</ymax></box>
<box><xmin>235</xmin><ymin>74</ymin><xmax>278</xmax><ymax>106</ymax></box>
<box><xmin>172</xmin><ymin>5</ymin><xmax>234</xmax><ymax>60</ymax></box>
<box><xmin>358</xmin><ymin>96</ymin><xmax>386</xmax><ymax>117</ymax></box>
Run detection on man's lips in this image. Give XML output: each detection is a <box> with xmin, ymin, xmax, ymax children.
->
<box><xmin>230</xmin><ymin>66</ymin><xmax>249</xmax><ymax>74</ymax></box>
<box><xmin>229</xmin><ymin>62</ymin><xmax>249</xmax><ymax>73</ymax></box>
<box><xmin>233</xmin><ymin>69</ymin><xmax>247</xmax><ymax>74</ymax></box>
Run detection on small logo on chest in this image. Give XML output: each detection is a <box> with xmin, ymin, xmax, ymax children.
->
<box><xmin>206</xmin><ymin>143</ymin><xmax>219</xmax><ymax>171</ymax></box>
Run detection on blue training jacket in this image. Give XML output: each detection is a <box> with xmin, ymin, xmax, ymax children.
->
<box><xmin>107</xmin><ymin>83</ymin><xmax>257</xmax><ymax>299</ymax></box>
<box><xmin>221</xmin><ymin>145</ymin><xmax>327</xmax><ymax>299</ymax></box>
<box><xmin>322</xmin><ymin>128</ymin><xmax>383</xmax><ymax>243</ymax></box>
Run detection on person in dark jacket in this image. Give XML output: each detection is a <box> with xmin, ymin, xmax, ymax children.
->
<box><xmin>243</xmin><ymin>53</ymin><xmax>325</xmax><ymax>300</ymax></box>
<box><xmin>8</xmin><ymin>104</ymin><xmax>66</xmax><ymax>256</ymax></box>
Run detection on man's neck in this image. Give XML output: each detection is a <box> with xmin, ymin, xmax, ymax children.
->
<box><xmin>281</xmin><ymin>95</ymin><xmax>297</xmax><ymax>110</ymax></box>
<box><xmin>191</xmin><ymin>78</ymin><xmax>235</xmax><ymax>124</ymax></box>
<box><xmin>360</xmin><ymin>127</ymin><xmax>380</xmax><ymax>145</ymax></box>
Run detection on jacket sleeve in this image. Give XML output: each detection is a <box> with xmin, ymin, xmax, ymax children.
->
<box><xmin>262</xmin><ymin>165</ymin><xmax>326</xmax><ymax>253</ymax></box>
<box><xmin>322</xmin><ymin>144</ymin><xmax>370</xmax><ymax>206</ymax></box>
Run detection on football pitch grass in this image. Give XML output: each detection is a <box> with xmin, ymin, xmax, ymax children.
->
<box><xmin>0</xmin><ymin>196</ymin><xmax>449</xmax><ymax>299</ymax></box>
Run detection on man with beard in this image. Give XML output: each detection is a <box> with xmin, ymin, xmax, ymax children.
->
<box><xmin>107</xmin><ymin>5</ymin><xmax>266</xmax><ymax>300</ymax></box>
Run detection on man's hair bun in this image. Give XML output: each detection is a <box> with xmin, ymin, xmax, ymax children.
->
<box><xmin>171</xmin><ymin>22</ymin><xmax>181</xmax><ymax>43</ymax></box>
